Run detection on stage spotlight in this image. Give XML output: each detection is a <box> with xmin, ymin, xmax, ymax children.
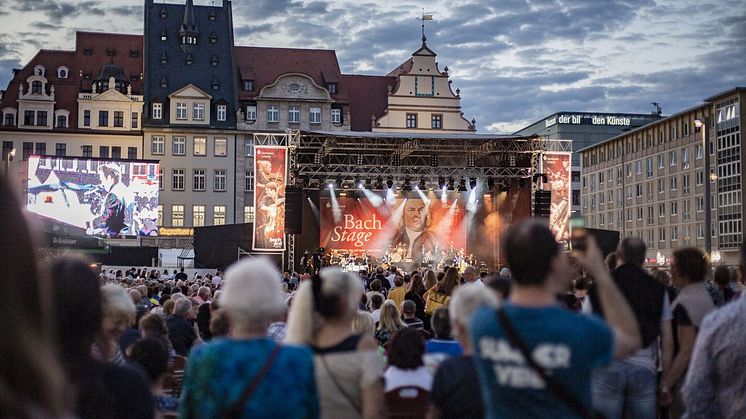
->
<box><xmin>392</xmin><ymin>154</ymin><xmax>401</xmax><ymax>166</ymax></box>
<box><xmin>430</xmin><ymin>155</ymin><xmax>438</xmax><ymax>167</ymax></box>
<box><xmin>386</xmin><ymin>177</ymin><xmax>394</xmax><ymax>189</ymax></box>
<box><xmin>458</xmin><ymin>178</ymin><xmax>467</xmax><ymax>192</ymax></box>
<box><xmin>469</xmin><ymin>177</ymin><xmax>477</xmax><ymax>190</ymax></box>
<box><xmin>328</xmin><ymin>182</ymin><xmax>334</xmax><ymax>189</ymax></box>
<box><xmin>467</xmin><ymin>153</ymin><xmax>476</xmax><ymax>167</ymax></box>
<box><xmin>357</xmin><ymin>154</ymin><xmax>364</xmax><ymax>165</ymax></box>
<box><xmin>438</xmin><ymin>176</ymin><xmax>446</xmax><ymax>189</ymax></box>
<box><xmin>358</xmin><ymin>180</ymin><xmax>364</xmax><ymax>189</ymax></box>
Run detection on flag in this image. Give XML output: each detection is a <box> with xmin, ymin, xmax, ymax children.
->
<box><xmin>422</xmin><ymin>14</ymin><xmax>433</xmax><ymax>20</ymax></box>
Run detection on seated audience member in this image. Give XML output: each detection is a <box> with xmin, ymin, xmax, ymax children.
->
<box><xmin>52</xmin><ymin>257</ymin><xmax>153</xmax><ymax>419</ymax></box>
<box><xmin>384</xmin><ymin>328</ymin><xmax>432</xmax><ymax>392</ymax></box>
<box><xmin>166</xmin><ymin>298</ymin><xmax>202</xmax><ymax>356</ymax></box>
<box><xmin>209</xmin><ymin>308</ymin><xmax>231</xmax><ymax>338</ymax></box>
<box><xmin>424</xmin><ymin>308</ymin><xmax>462</xmax><ymax>374</ymax></box>
<box><xmin>1</xmin><ymin>176</ymin><xmax>70</xmax><ymax>418</ymax></box>
<box><xmin>286</xmin><ymin>268</ymin><xmax>386</xmax><ymax>419</ymax></box>
<box><xmin>180</xmin><ymin>259</ymin><xmax>318</xmax><ymax>418</ymax></box>
<box><xmin>129</xmin><ymin>337</ymin><xmax>178</xmax><ymax>418</ymax></box>
<box><xmin>401</xmin><ymin>300</ymin><xmax>425</xmax><ymax>329</ymax></box>
<box><xmin>429</xmin><ymin>283</ymin><xmax>499</xmax><ymax>419</ymax></box>
<box><xmin>138</xmin><ymin>313</ymin><xmax>176</xmax><ymax>359</ymax></box>
<box><xmin>376</xmin><ymin>300</ymin><xmax>407</xmax><ymax>347</ymax></box>
<box><xmin>93</xmin><ymin>284</ymin><xmax>137</xmax><ymax>365</ymax></box>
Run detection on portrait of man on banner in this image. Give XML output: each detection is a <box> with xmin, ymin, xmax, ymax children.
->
<box><xmin>253</xmin><ymin>147</ymin><xmax>287</xmax><ymax>251</ymax></box>
<box><xmin>390</xmin><ymin>198</ymin><xmax>437</xmax><ymax>263</ymax></box>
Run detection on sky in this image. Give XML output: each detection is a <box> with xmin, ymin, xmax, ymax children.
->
<box><xmin>0</xmin><ymin>0</ymin><xmax>744</xmax><ymax>133</ymax></box>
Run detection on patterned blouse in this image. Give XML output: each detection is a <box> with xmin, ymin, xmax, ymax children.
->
<box><xmin>179</xmin><ymin>337</ymin><xmax>319</xmax><ymax>419</ymax></box>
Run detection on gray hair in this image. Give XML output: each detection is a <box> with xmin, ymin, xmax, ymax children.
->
<box><xmin>449</xmin><ymin>283</ymin><xmax>499</xmax><ymax>334</ymax></box>
<box><xmin>173</xmin><ymin>298</ymin><xmax>192</xmax><ymax>317</ymax></box>
<box><xmin>219</xmin><ymin>258</ymin><xmax>286</xmax><ymax>333</ymax></box>
<box><xmin>101</xmin><ymin>283</ymin><xmax>136</xmax><ymax>322</ymax></box>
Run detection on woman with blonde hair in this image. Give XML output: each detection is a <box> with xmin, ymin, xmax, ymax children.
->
<box><xmin>375</xmin><ymin>300</ymin><xmax>407</xmax><ymax>347</ymax></box>
<box><xmin>351</xmin><ymin>310</ymin><xmax>375</xmax><ymax>336</ymax></box>
<box><xmin>422</xmin><ymin>270</ymin><xmax>438</xmax><ymax>297</ymax></box>
<box><xmin>93</xmin><ymin>284</ymin><xmax>136</xmax><ymax>365</ymax></box>
<box><xmin>286</xmin><ymin>268</ymin><xmax>386</xmax><ymax>419</ymax></box>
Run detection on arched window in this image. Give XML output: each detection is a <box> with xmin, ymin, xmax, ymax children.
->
<box><xmin>57</xmin><ymin>66</ymin><xmax>69</xmax><ymax>79</ymax></box>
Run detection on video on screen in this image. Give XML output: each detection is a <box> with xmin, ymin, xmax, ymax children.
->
<box><xmin>27</xmin><ymin>156</ymin><xmax>160</xmax><ymax>237</ymax></box>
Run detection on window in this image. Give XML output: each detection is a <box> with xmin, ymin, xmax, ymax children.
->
<box><xmin>636</xmin><ymin>184</ymin><xmax>642</xmax><ymax>197</ymax></box>
<box><xmin>127</xmin><ymin>147</ymin><xmax>137</xmax><ymax>159</ymax></box>
<box><xmin>670</xmin><ymin>176</ymin><xmax>677</xmax><ymax>190</ymax></box>
<box><xmin>171</xmin><ymin>205</ymin><xmax>184</xmax><ymax>227</ymax></box>
<box><xmin>432</xmin><ymin>114</ymin><xmax>442</xmax><ymax>129</ymax></box>
<box><xmin>646</xmin><ymin>158</ymin><xmax>653</xmax><ymax>177</ymax></box>
<box><xmin>4</xmin><ymin>113</ymin><xmax>14</xmax><ymax>126</ymax></box>
<box><xmin>99</xmin><ymin>146</ymin><xmax>109</xmax><ymax>159</ymax></box>
<box><xmin>217</xmin><ymin>105</ymin><xmax>226</xmax><ymax>121</ymax></box>
<box><xmin>695</xmin><ymin>144</ymin><xmax>703</xmax><ymax>159</ymax></box>
<box><xmin>214</xmin><ymin>138</ymin><xmax>227</xmax><ymax>157</ymax></box>
<box><xmin>34</xmin><ymin>142</ymin><xmax>45</xmax><ymax>155</ymax></box>
<box><xmin>55</xmin><ymin>143</ymin><xmax>66</xmax><ymax>156</ymax></box>
<box><xmin>696</xmin><ymin>170</ymin><xmax>704</xmax><ymax>185</ymax></box>
<box><xmin>657</xmin><ymin>155</ymin><xmax>664</xmax><ymax>169</ymax></box>
<box><xmin>697</xmin><ymin>223</ymin><xmax>704</xmax><ymax>238</ymax></box>
<box><xmin>83</xmin><ymin>110</ymin><xmax>90</xmax><ymax>126</ymax></box>
<box><xmin>670</xmin><ymin>201</ymin><xmax>678</xmax><ymax>216</ymax></box>
<box><xmin>244</xmin><ymin>206</ymin><xmax>255</xmax><ymax>223</ymax></box>
<box><xmin>214</xmin><ymin>206</ymin><xmax>226</xmax><ymax>226</ymax></box>
<box><xmin>36</xmin><ymin>111</ymin><xmax>47</xmax><ymax>126</ymax></box>
<box><xmin>245</xmin><ymin>171</ymin><xmax>254</xmax><ymax>191</ymax></box>
<box><xmin>636</xmin><ymin>160</ymin><xmax>642</xmax><ymax>175</ymax></box>
<box><xmin>158</xmin><ymin>169</ymin><xmax>163</xmax><ymax>190</ymax></box>
<box><xmin>31</xmin><ymin>81</ymin><xmax>42</xmax><ymax>94</ymax></box>
<box><xmin>98</xmin><ymin>110</ymin><xmax>108</xmax><ymax>127</ymax></box>
<box><xmin>327</xmin><ymin>83</ymin><xmax>337</xmax><ymax>94</ymax></box>
<box><xmin>671</xmin><ymin>226</ymin><xmax>678</xmax><ymax>241</ymax></box>
<box><xmin>56</xmin><ymin>115</ymin><xmax>67</xmax><ymax>128</ymax></box>
<box><xmin>82</xmin><ymin>145</ymin><xmax>92</xmax><ymax>157</ymax></box>
<box><xmin>310</xmin><ymin>107</ymin><xmax>321</xmax><ymax>124</ymax></box>
<box><xmin>24</xmin><ymin>110</ymin><xmax>34</xmax><ymax>126</ymax></box>
<box><xmin>682</xmin><ymin>148</ymin><xmax>689</xmax><ymax>169</ymax></box>
<box><xmin>244</xmin><ymin>139</ymin><xmax>254</xmax><ymax>157</ymax></box>
<box><xmin>288</xmin><ymin>106</ymin><xmax>300</xmax><ymax>123</ymax></box>
<box><xmin>246</xmin><ymin>105</ymin><xmax>257</xmax><ymax>121</ymax></box>
<box><xmin>172</xmin><ymin>169</ymin><xmax>185</xmax><ymax>190</ymax></box>
<box><xmin>194</xmin><ymin>137</ymin><xmax>206</xmax><ymax>156</ymax></box>
<box><xmin>131</xmin><ymin>112</ymin><xmax>138</xmax><ymax>129</ymax></box>
<box><xmin>267</xmin><ymin>105</ymin><xmax>279</xmax><ymax>123</ymax></box>
<box><xmin>172</xmin><ymin>136</ymin><xmax>186</xmax><ymax>155</ymax></box>
<box><xmin>113</xmin><ymin>111</ymin><xmax>124</xmax><ymax>127</ymax></box>
<box><xmin>22</xmin><ymin>142</ymin><xmax>33</xmax><ymax>160</ymax></box>
<box><xmin>193</xmin><ymin>169</ymin><xmax>205</xmax><ymax>191</ymax></box>
<box><xmin>111</xmin><ymin>146</ymin><xmax>121</xmax><ymax>159</ymax></box>
<box><xmin>331</xmin><ymin>109</ymin><xmax>341</xmax><ymax>125</ymax></box>
<box><xmin>151</xmin><ymin>136</ymin><xmax>165</xmax><ymax>155</ymax></box>
<box><xmin>626</xmin><ymin>164</ymin><xmax>631</xmax><ymax>177</ymax></box>
<box><xmin>242</xmin><ymin>80</ymin><xmax>254</xmax><ymax>91</ymax></box>
<box><xmin>670</xmin><ymin>151</ymin><xmax>677</xmax><ymax>166</ymax></box>
<box><xmin>659</xmin><ymin>228</ymin><xmax>666</xmax><ymax>242</ymax></box>
<box><xmin>193</xmin><ymin>205</ymin><xmax>205</xmax><ymax>227</ymax></box>
<box><xmin>406</xmin><ymin>113</ymin><xmax>417</xmax><ymax>128</ymax></box>
<box><xmin>658</xmin><ymin>178</ymin><xmax>665</xmax><ymax>193</ymax></box>
<box><xmin>176</xmin><ymin>102</ymin><xmax>187</xmax><ymax>120</ymax></box>
<box><xmin>659</xmin><ymin>203</ymin><xmax>665</xmax><ymax>217</ymax></box>
<box><xmin>214</xmin><ymin>169</ymin><xmax>226</xmax><ymax>191</ymax></box>
<box><xmin>682</xmin><ymin>174</ymin><xmax>690</xmax><ymax>194</ymax></box>
<box><xmin>152</xmin><ymin>103</ymin><xmax>162</xmax><ymax>120</ymax></box>
<box><xmin>57</xmin><ymin>67</ymin><xmax>68</xmax><ymax>78</ymax></box>
<box><xmin>193</xmin><ymin>103</ymin><xmax>205</xmax><ymax>120</ymax></box>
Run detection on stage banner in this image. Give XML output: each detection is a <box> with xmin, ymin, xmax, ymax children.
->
<box><xmin>542</xmin><ymin>152</ymin><xmax>571</xmax><ymax>241</ymax></box>
<box><xmin>253</xmin><ymin>146</ymin><xmax>287</xmax><ymax>251</ymax></box>
<box><xmin>320</xmin><ymin>195</ymin><xmax>467</xmax><ymax>264</ymax></box>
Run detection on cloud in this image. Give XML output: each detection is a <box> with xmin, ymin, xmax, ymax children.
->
<box><xmin>12</xmin><ymin>0</ymin><xmax>105</xmax><ymax>22</ymax></box>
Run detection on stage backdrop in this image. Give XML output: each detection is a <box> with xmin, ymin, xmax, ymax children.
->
<box><xmin>320</xmin><ymin>195</ymin><xmax>467</xmax><ymax>259</ymax></box>
<box><xmin>253</xmin><ymin>146</ymin><xmax>287</xmax><ymax>251</ymax></box>
<box><xmin>542</xmin><ymin>152</ymin><xmax>571</xmax><ymax>241</ymax></box>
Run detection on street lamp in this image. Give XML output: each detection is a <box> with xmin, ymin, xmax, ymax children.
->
<box><xmin>694</xmin><ymin>117</ymin><xmax>712</xmax><ymax>255</ymax></box>
<box><xmin>5</xmin><ymin>148</ymin><xmax>15</xmax><ymax>174</ymax></box>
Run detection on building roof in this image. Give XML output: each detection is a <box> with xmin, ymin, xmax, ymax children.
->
<box><xmin>234</xmin><ymin>46</ymin><xmax>346</xmax><ymax>102</ymax></box>
<box><xmin>514</xmin><ymin>110</ymin><xmax>663</xmax><ymax>135</ymax></box>
<box><xmin>305</xmin><ymin>129</ymin><xmax>524</xmax><ymax>140</ymax></box>
<box><xmin>0</xmin><ymin>31</ymin><xmax>143</xmax><ymax>131</ymax></box>
<box><xmin>341</xmin><ymin>74</ymin><xmax>396</xmax><ymax>131</ymax></box>
<box><xmin>703</xmin><ymin>86</ymin><xmax>746</xmax><ymax>102</ymax></box>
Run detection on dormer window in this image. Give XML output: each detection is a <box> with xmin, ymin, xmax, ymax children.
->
<box><xmin>161</xmin><ymin>29</ymin><xmax>167</xmax><ymax>41</ymax></box>
<box><xmin>31</xmin><ymin>81</ymin><xmax>43</xmax><ymax>94</ymax></box>
<box><xmin>185</xmin><ymin>54</ymin><xmax>193</xmax><ymax>65</ymax></box>
<box><xmin>160</xmin><ymin>52</ymin><xmax>168</xmax><ymax>64</ymax></box>
<box><xmin>160</xmin><ymin>7</ymin><xmax>167</xmax><ymax>18</ymax></box>
<box><xmin>327</xmin><ymin>83</ymin><xmax>337</xmax><ymax>94</ymax></box>
<box><xmin>181</xmin><ymin>36</ymin><xmax>197</xmax><ymax>45</ymax></box>
<box><xmin>33</xmin><ymin>65</ymin><xmax>45</xmax><ymax>76</ymax></box>
<box><xmin>242</xmin><ymin>80</ymin><xmax>254</xmax><ymax>91</ymax></box>
<box><xmin>209</xmin><ymin>32</ymin><xmax>217</xmax><ymax>43</ymax></box>
<box><xmin>57</xmin><ymin>66</ymin><xmax>69</xmax><ymax>79</ymax></box>
<box><xmin>210</xmin><ymin>55</ymin><xmax>219</xmax><ymax>66</ymax></box>
<box><xmin>84</xmin><ymin>48</ymin><xmax>93</xmax><ymax>56</ymax></box>
<box><xmin>160</xmin><ymin>77</ymin><xmax>167</xmax><ymax>88</ymax></box>
<box><xmin>129</xmin><ymin>50</ymin><xmax>139</xmax><ymax>58</ymax></box>
<box><xmin>212</xmin><ymin>79</ymin><xmax>220</xmax><ymax>91</ymax></box>
<box><xmin>208</xmin><ymin>9</ymin><xmax>216</xmax><ymax>21</ymax></box>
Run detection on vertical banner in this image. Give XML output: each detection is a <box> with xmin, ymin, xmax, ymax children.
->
<box><xmin>543</xmin><ymin>153</ymin><xmax>571</xmax><ymax>241</ymax></box>
<box><xmin>253</xmin><ymin>146</ymin><xmax>287</xmax><ymax>251</ymax></box>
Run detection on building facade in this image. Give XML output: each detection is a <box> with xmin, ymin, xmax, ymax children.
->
<box><xmin>579</xmin><ymin>87</ymin><xmax>745</xmax><ymax>265</ymax></box>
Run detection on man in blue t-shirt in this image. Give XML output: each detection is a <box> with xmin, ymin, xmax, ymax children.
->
<box><xmin>471</xmin><ymin>221</ymin><xmax>641</xmax><ymax>418</ymax></box>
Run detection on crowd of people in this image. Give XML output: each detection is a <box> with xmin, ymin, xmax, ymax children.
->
<box><xmin>3</xmin><ymin>169</ymin><xmax>746</xmax><ymax>419</ymax></box>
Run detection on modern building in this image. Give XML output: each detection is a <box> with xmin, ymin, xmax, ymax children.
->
<box><xmin>516</xmin><ymin>111</ymin><xmax>662</xmax><ymax>214</ymax></box>
<box><xmin>0</xmin><ymin>31</ymin><xmax>145</xmax><ymax>191</ymax></box>
<box><xmin>579</xmin><ymin>87</ymin><xmax>745</xmax><ymax>266</ymax></box>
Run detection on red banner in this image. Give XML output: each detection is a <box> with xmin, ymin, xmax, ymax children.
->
<box><xmin>543</xmin><ymin>153</ymin><xmax>571</xmax><ymax>241</ymax></box>
<box><xmin>253</xmin><ymin>146</ymin><xmax>287</xmax><ymax>251</ymax></box>
<box><xmin>320</xmin><ymin>194</ymin><xmax>467</xmax><ymax>263</ymax></box>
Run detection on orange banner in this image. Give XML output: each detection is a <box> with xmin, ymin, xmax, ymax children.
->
<box><xmin>543</xmin><ymin>153</ymin><xmax>571</xmax><ymax>241</ymax></box>
<box><xmin>253</xmin><ymin>146</ymin><xmax>287</xmax><ymax>251</ymax></box>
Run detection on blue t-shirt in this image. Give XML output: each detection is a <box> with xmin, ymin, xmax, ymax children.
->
<box><xmin>471</xmin><ymin>304</ymin><xmax>613</xmax><ymax>419</ymax></box>
<box><xmin>179</xmin><ymin>338</ymin><xmax>319</xmax><ymax>419</ymax></box>
<box><xmin>425</xmin><ymin>339</ymin><xmax>463</xmax><ymax>356</ymax></box>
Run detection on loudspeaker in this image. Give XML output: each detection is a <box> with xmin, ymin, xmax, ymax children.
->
<box><xmin>533</xmin><ymin>190</ymin><xmax>551</xmax><ymax>217</ymax></box>
<box><xmin>284</xmin><ymin>185</ymin><xmax>303</xmax><ymax>234</ymax></box>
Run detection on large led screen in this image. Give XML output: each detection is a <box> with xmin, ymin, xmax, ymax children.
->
<box><xmin>27</xmin><ymin>156</ymin><xmax>160</xmax><ymax>237</ymax></box>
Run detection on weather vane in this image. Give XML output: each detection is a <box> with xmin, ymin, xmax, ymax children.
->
<box><xmin>416</xmin><ymin>8</ymin><xmax>434</xmax><ymax>43</ymax></box>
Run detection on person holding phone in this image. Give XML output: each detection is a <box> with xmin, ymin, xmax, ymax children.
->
<box><xmin>470</xmin><ymin>220</ymin><xmax>640</xmax><ymax>418</ymax></box>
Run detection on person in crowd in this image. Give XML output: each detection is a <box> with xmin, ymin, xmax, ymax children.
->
<box><xmin>384</xmin><ymin>329</ymin><xmax>432</xmax><ymax>417</ymax></box>
<box><xmin>401</xmin><ymin>300</ymin><xmax>425</xmax><ymax>330</ymax></box>
<box><xmin>208</xmin><ymin>308</ymin><xmax>231</xmax><ymax>338</ymax></box>
<box><xmin>376</xmin><ymin>300</ymin><xmax>408</xmax><ymax>347</ymax></box>
<box><xmin>471</xmin><ymin>221</ymin><xmax>640</xmax><ymax>418</ymax></box>
<box><xmin>93</xmin><ymin>284</ymin><xmax>137</xmax><ymax>365</ymax></box>
<box><xmin>713</xmin><ymin>265</ymin><xmax>736</xmax><ymax>305</ymax></box>
<box><xmin>162</xmin><ymin>299</ymin><xmax>176</xmax><ymax>316</ymax></box>
<box><xmin>180</xmin><ymin>258</ymin><xmax>318</xmax><ymax>418</ymax></box>
<box><xmin>405</xmin><ymin>274</ymin><xmax>427</xmax><ymax>321</ymax></box>
<box><xmin>166</xmin><ymin>298</ymin><xmax>203</xmax><ymax>356</ymax></box>
<box><xmin>429</xmin><ymin>283</ymin><xmax>499</xmax><ymax>419</ymax></box>
<box><xmin>574</xmin><ymin>276</ymin><xmax>592</xmax><ymax>313</ymax></box>
<box><xmin>52</xmin><ymin>256</ymin><xmax>153</xmax><ymax>418</ymax></box>
<box><xmin>195</xmin><ymin>300</ymin><xmax>214</xmax><ymax>341</ymax></box>
<box><xmin>0</xmin><ymin>175</ymin><xmax>71</xmax><ymax>417</ymax></box>
<box><xmin>368</xmin><ymin>292</ymin><xmax>384</xmax><ymax>324</ymax></box>
<box><xmin>139</xmin><ymin>313</ymin><xmax>176</xmax><ymax>358</ymax></box>
<box><xmin>351</xmin><ymin>310</ymin><xmax>376</xmax><ymax>336</ymax></box>
<box><xmin>659</xmin><ymin>248</ymin><xmax>717</xmax><ymax>416</ymax></box>
<box><xmin>682</xmin><ymin>241</ymin><xmax>746</xmax><ymax>418</ymax></box>
<box><xmin>286</xmin><ymin>268</ymin><xmax>386</xmax><ymax>419</ymax></box>
<box><xmin>422</xmin><ymin>270</ymin><xmax>438</xmax><ymax>298</ymax></box>
<box><xmin>484</xmin><ymin>273</ymin><xmax>512</xmax><ymax>300</ymax></box>
<box><xmin>424</xmin><ymin>267</ymin><xmax>459</xmax><ymax>316</ymax></box>
<box><xmin>423</xmin><ymin>307</ymin><xmax>462</xmax><ymax>374</ymax></box>
<box><xmin>388</xmin><ymin>276</ymin><xmax>407</xmax><ymax>309</ymax></box>
<box><xmin>591</xmin><ymin>237</ymin><xmax>674</xmax><ymax>419</ymax></box>
<box><xmin>129</xmin><ymin>337</ymin><xmax>178</xmax><ymax>418</ymax></box>
<box><xmin>462</xmin><ymin>266</ymin><xmax>483</xmax><ymax>287</ymax></box>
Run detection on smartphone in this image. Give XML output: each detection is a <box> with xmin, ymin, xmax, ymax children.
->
<box><xmin>569</xmin><ymin>215</ymin><xmax>587</xmax><ymax>251</ymax></box>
